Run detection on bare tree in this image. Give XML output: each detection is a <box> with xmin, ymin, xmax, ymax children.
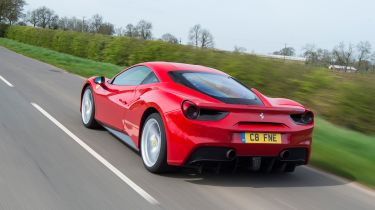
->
<box><xmin>302</xmin><ymin>44</ymin><xmax>333</xmax><ymax>66</ymax></box>
<box><xmin>188</xmin><ymin>24</ymin><xmax>214</xmax><ymax>48</ymax></box>
<box><xmin>199</xmin><ymin>29</ymin><xmax>214</xmax><ymax>48</ymax></box>
<box><xmin>29</xmin><ymin>6</ymin><xmax>58</xmax><ymax>28</ymax></box>
<box><xmin>124</xmin><ymin>24</ymin><xmax>138</xmax><ymax>37</ymax></box>
<box><xmin>188</xmin><ymin>24</ymin><xmax>201</xmax><ymax>47</ymax></box>
<box><xmin>49</xmin><ymin>14</ymin><xmax>59</xmax><ymax>29</ymax></box>
<box><xmin>26</xmin><ymin>10</ymin><xmax>39</xmax><ymax>27</ymax></box>
<box><xmin>0</xmin><ymin>0</ymin><xmax>26</xmax><ymax>24</ymax></box>
<box><xmin>273</xmin><ymin>46</ymin><xmax>295</xmax><ymax>56</ymax></box>
<box><xmin>114</xmin><ymin>27</ymin><xmax>125</xmax><ymax>36</ymax></box>
<box><xmin>161</xmin><ymin>33</ymin><xmax>179</xmax><ymax>44</ymax></box>
<box><xmin>66</xmin><ymin>17</ymin><xmax>79</xmax><ymax>31</ymax></box>
<box><xmin>332</xmin><ymin>42</ymin><xmax>354</xmax><ymax>71</ymax></box>
<box><xmin>357</xmin><ymin>41</ymin><xmax>372</xmax><ymax>71</ymax></box>
<box><xmin>318</xmin><ymin>49</ymin><xmax>333</xmax><ymax>66</ymax></box>
<box><xmin>136</xmin><ymin>20</ymin><xmax>152</xmax><ymax>40</ymax></box>
<box><xmin>57</xmin><ymin>16</ymin><xmax>69</xmax><ymax>30</ymax></box>
<box><xmin>98</xmin><ymin>22</ymin><xmax>114</xmax><ymax>35</ymax></box>
<box><xmin>89</xmin><ymin>14</ymin><xmax>103</xmax><ymax>33</ymax></box>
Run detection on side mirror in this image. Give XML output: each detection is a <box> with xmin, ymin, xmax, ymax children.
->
<box><xmin>94</xmin><ymin>76</ymin><xmax>105</xmax><ymax>85</ymax></box>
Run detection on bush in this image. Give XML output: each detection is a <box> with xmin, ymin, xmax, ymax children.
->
<box><xmin>3</xmin><ymin>25</ymin><xmax>375</xmax><ymax>134</ymax></box>
<box><xmin>0</xmin><ymin>24</ymin><xmax>9</xmax><ymax>37</ymax></box>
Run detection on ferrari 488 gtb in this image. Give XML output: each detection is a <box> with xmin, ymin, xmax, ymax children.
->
<box><xmin>80</xmin><ymin>62</ymin><xmax>314</xmax><ymax>173</ymax></box>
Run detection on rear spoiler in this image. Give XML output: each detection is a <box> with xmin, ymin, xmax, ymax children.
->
<box><xmin>195</xmin><ymin>102</ymin><xmax>305</xmax><ymax>114</ymax></box>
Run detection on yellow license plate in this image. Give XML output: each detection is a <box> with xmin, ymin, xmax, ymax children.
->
<box><xmin>241</xmin><ymin>133</ymin><xmax>282</xmax><ymax>144</ymax></box>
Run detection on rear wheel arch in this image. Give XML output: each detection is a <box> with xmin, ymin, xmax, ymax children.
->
<box><xmin>138</xmin><ymin>106</ymin><xmax>170</xmax><ymax>148</ymax></box>
<box><xmin>139</xmin><ymin>110</ymin><xmax>169</xmax><ymax>173</ymax></box>
<box><xmin>139</xmin><ymin>107</ymin><xmax>160</xmax><ymax>139</ymax></box>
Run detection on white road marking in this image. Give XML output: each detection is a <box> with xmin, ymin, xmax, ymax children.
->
<box><xmin>31</xmin><ymin>102</ymin><xmax>159</xmax><ymax>205</ymax></box>
<box><xmin>0</xmin><ymin>75</ymin><xmax>14</xmax><ymax>87</ymax></box>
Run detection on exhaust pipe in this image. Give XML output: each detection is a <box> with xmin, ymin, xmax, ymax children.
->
<box><xmin>226</xmin><ymin>149</ymin><xmax>236</xmax><ymax>160</ymax></box>
<box><xmin>280</xmin><ymin>150</ymin><xmax>290</xmax><ymax>159</ymax></box>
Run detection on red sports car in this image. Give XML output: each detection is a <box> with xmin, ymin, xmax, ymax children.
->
<box><xmin>80</xmin><ymin>62</ymin><xmax>314</xmax><ymax>173</ymax></box>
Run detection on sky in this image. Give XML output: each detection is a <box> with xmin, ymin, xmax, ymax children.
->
<box><xmin>24</xmin><ymin>0</ymin><xmax>375</xmax><ymax>55</ymax></box>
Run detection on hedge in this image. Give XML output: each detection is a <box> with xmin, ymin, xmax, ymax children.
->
<box><xmin>0</xmin><ymin>24</ymin><xmax>9</xmax><ymax>37</ymax></box>
<box><xmin>4</xmin><ymin>26</ymin><xmax>375</xmax><ymax>134</ymax></box>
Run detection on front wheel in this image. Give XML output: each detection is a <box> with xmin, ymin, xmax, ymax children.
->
<box><xmin>81</xmin><ymin>86</ymin><xmax>99</xmax><ymax>128</ymax></box>
<box><xmin>140</xmin><ymin>113</ymin><xmax>168</xmax><ymax>173</ymax></box>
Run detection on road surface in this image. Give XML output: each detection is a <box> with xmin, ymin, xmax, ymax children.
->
<box><xmin>0</xmin><ymin>46</ymin><xmax>374</xmax><ymax>210</ymax></box>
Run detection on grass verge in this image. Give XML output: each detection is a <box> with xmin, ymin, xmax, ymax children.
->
<box><xmin>311</xmin><ymin>118</ymin><xmax>375</xmax><ymax>188</ymax></box>
<box><xmin>0</xmin><ymin>38</ymin><xmax>374</xmax><ymax>188</ymax></box>
<box><xmin>0</xmin><ymin>38</ymin><xmax>122</xmax><ymax>78</ymax></box>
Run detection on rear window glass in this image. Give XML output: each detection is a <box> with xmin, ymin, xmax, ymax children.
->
<box><xmin>169</xmin><ymin>71</ymin><xmax>263</xmax><ymax>105</ymax></box>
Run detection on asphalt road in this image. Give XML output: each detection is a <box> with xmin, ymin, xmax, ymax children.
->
<box><xmin>0</xmin><ymin>46</ymin><xmax>374</xmax><ymax>210</ymax></box>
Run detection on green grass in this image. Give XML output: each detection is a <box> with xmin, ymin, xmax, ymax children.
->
<box><xmin>0</xmin><ymin>38</ymin><xmax>374</xmax><ymax>188</ymax></box>
<box><xmin>0</xmin><ymin>38</ymin><xmax>122</xmax><ymax>78</ymax></box>
<box><xmin>312</xmin><ymin>118</ymin><xmax>375</xmax><ymax>187</ymax></box>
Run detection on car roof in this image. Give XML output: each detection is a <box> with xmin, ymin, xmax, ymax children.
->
<box><xmin>138</xmin><ymin>62</ymin><xmax>226</xmax><ymax>75</ymax></box>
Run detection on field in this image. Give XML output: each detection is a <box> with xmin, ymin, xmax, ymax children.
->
<box><xmin>1</xmin><ymin>38</ymin><xmax>374</xmax><ymax>187</ymax></box>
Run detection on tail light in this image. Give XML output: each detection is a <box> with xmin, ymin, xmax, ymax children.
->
<box><xmin>182</xmin><ymin>100</ymin><xmax>228</xmax><ymax>121</ymax></box>
<box><xmin>182</xmin><ymin>100</ymin><xmax>199</xmax><ymax>119</ymax></box>
<box><xmin>290</xmin><ymin>111</ymin><xmax>314</xmax><ymax>125</ymax></box>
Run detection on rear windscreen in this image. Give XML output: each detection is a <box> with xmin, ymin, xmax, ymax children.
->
<box><xmin>169</xmin><ymin>71</ymin><xmax>263</xmax><ymax>105</ymax></box>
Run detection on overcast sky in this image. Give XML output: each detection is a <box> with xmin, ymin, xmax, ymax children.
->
<box><xmin>24</xmin><ymin>0</ymin><xmax>374</xmax><ymax>55</ymax></box>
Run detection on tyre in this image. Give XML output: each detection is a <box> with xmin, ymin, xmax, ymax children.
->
<box><xmin>81</xmin><ymin>86</ymin><xmax>99</xmax><ymax>128</ymax></box>
<box><xmin>140</xmin><ymin>113</ymin><xmax>168</xmax><ymax>173</ymax></box>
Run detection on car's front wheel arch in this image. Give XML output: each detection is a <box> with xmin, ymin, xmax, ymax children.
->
<box><xmin>80</xmin><ymin>83</ymin><xmax>90</xmax><ymax>112</ymax></box>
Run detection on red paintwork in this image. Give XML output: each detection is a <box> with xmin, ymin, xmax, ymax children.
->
<box><xmin>81</xmin><ymin>62</ymin><xmax>314</xmax><ymax>166</ymax></box>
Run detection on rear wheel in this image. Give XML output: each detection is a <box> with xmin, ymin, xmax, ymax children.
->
<box><xmin>81</xmin><ymin>86</ymin><xmax>99</xmax><ymax>128</ymax></box>
<box><xmin>140</xmin><ymin>113</ymin><xmax>168</xmax><ymax>173</ymax></box>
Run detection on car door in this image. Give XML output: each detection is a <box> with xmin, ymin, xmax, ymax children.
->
<box><xmin>122</xmin><ymin>70</ymin><xmax>160</xmax><ymax>139</ymax></box>
<box><xmin>95</xmin><ymin>66</ymin><xmax>152</xmax><ymax>131</ymax></box>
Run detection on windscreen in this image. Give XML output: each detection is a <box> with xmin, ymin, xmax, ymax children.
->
<box><xmin>169</xmin><ymin>71</ymin><xmax>263</xmax><ymax>105</ymax></box>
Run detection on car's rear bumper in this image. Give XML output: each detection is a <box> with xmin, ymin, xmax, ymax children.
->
<box><xmin>185</xmin><ymin>147</ymin><xmax>308</xmax><ymax>164</ymax></box>
<box><xmin>164</xmin><ymin>110</ymin><xmax>313</xmax><ymax>166</ymax></box>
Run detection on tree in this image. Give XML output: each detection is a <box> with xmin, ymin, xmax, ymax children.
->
<box><xmin>318</xmin><ymin>48</ymin><xmax>333</xmax><ymax>66</ymax></box>
<box><xmin>29</xmin><ymin>6</ymin><xmax>58</xmax><ymax>29</ymax></box>
<box><xmin>161</xmin><ymin>33</ymin><xmax>179</xmax><ymax>44</ymax></box>
<box><xmin>89</xmin><ymin>14</ymin><xmax>103</xmax><ymax>33</ymax></box>
<box><xmin>188</xmin><ymin>24</ymin><xmax>215</xmax><ymax>48</ymax></box>
<box><xmin>188</xmin><ymin>24</ymin><xmax>201</xmax><ymax>47</ymax></box>
<box><xmin>114</xmin><ymin>27</ymin><xmax>125</xmax><ymax>36</ymax></box>
<box><xmin>0</xmin><ymin>0</ymin><xmax>26</xmax><ymax>24</ymax></box>
<box><xmin>66</xmin><ymin>17</ymin><xmax>80</xmax><ymax>31</ymax></box>
<box><xmin>357</xmin><ymin>41</ymin><xmax>372</xmax><ymax>71</ymax></box>
<box><xmin>273</xmin><ymin>46</ymin><xmax>295</xmax><ymax>56</ymax></box>
<box><xmin>26</xmin><ymin>10</ymin><xmax>39</xmax><ymax>27</ymax></box>
<box><xmin>332</xmin><ymin>42</ymin><xmax>354</xmax><ymax>71</ymax></box>
<box><xmin>57</xmin><ymin>16</ymin><xmax>69</xmax><ymax>30</ymax></box>
<box><xmin>199</xmin><ymin>29</ymin><xmax>214</xmax><ymax>48</ymax></box>
<box><xmin>302</xmin><ymin>44</ymin><xmax>318</xmax><ymax>64</ymax></box>
<box><xmin>49</xmin><ymin>14</ymin><xmax>59</xmax><ymax>29</ymax></box>
<box><xmin>136</xmin><ymin>20</ymin><xmax>152</xmax><ymax>40</ymax></box>
<box><xmin>302</xmin><ymin>44</ymin><xmax>332</xmax><ymax>66</ymax></box>
<box><xmin>124</xmin><ymin>24</ymin><xmax>138</xmax><ymax>37</ymax></box>
<box><xmin>98</xmin><ymin>22</ymin><xmax>114</xmax><ymax>35</ymax></box>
